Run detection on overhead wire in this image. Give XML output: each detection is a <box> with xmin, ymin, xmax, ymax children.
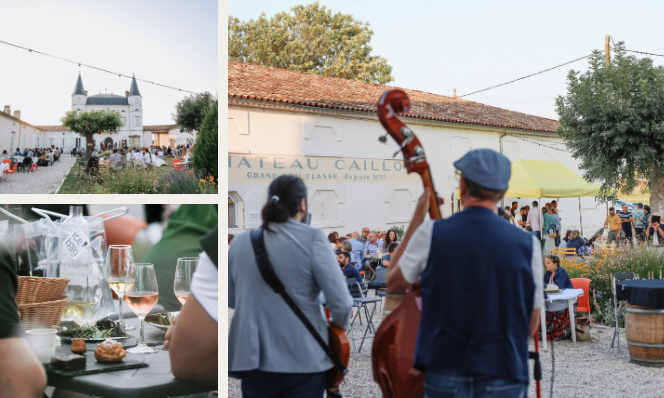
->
<box><xmin>458</xmin><ymin>54</ymin><xmax>593</xmax><ymax>98</ymax></box>
<box><xmin>0</xmin><ymin>39</ymin><xmax>204</xmax><ymax>96</ymax></box>
<box><xmin>505</xmin><ymin>133</ymin><xmax>573</xmax><ymax>153</ymax></box>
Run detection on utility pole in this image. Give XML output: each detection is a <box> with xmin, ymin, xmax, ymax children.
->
<box><xmin>605</xmin><ymin>35</ymin><xmax>611</xmax><ymax>66</ymax></box>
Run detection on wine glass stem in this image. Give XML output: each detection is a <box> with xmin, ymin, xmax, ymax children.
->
<box><xmin>118</xmin><ymin>297</ymin><xmax>124</xmax><ymax>331</ymax></box>
<box><xmin>139</xmin><ymin>317</ymin><xmax>145</xmax><ymax>345</ymax></box>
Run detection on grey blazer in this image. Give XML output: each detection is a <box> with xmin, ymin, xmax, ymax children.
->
<box><xmin>228</xmin><ymin>219</ymin><xmax>353</xmax><ymax>373</ymax></box>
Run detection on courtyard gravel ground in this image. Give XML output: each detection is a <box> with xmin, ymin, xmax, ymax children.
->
<box><xmin>0</xmin><ymin>155</ymin><xmax>76</xmax><ymax>194</ymax></box>
<box><xmin>228</xmin><ymin>292</ymin><xmax>664</xmax><ymax>398</ymax></box>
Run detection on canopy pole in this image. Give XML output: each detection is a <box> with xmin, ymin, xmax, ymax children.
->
<box><xmin>579</xmin><ymin>197</ymin><xmax>584</xmax><ymax>237</ymax></box>
<box><xmin>539</xmin><ymin>197</ymin><xmax>542</xmax><ymax>237</ymax></box>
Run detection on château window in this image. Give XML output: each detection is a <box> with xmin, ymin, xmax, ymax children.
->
<box><xmin>135</xmin><ymin>116</ymin><xmax>140</xmax><ymax>127</ymax></box>
<box><xmin>228</xmin><ymin>195</ymin><xmax>238</xmax><ymax>228</ymax></box>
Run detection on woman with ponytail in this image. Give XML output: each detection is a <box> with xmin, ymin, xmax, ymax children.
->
<box><xmin>228</xmin><ymin>175</ymin><xmax>353</xmax><ymax>398</ymax></box>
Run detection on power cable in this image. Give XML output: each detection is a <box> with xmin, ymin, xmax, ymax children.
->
<box><xmin>506</xmin><ymin>133</ymin><xmax>573</xmax><ymax>153</ymax></box>
<box><xmin>459</xmin><ymin>54</ymin><xmax>593</xmax><ymax>98</ymax></box>
<box><xmin>0</xmin><ymin>39</ymin><xmax>205</xmax><ymax>96</ymax></box>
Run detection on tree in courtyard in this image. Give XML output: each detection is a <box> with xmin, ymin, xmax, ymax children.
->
<box><xmin>556</xmin><ymin>42</ymin><xmax>664</xmax><ymax>214</ymax></box>
<box><xmin>229</xmin><ymin>2</ymin><xmax>394</xmax><ymax>85</ymax></box>
<box><xmin>61</xmin><ymin>109</ymin><xmax>123</xmax><ymax>159</ymax></box>
<box><xmin>192</xmin><ymin>100</ymin><xmax>218</xmax><ymax>180</ymax></box>
<box><xmin>172</xmin><ymin>92</ymin><xmax>216</xmax><ymax>133</ymax></box>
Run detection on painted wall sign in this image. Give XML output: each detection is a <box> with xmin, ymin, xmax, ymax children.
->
<box><xmin>228</xmin><ymin>154</ymin><xmax>420</xmax><ymax>184</ymax></box>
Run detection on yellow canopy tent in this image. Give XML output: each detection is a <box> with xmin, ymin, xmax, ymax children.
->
<box><xmin>455</xmin><ymin>160</ymin><xmax>603</xmax><ymax>236</ymax></box>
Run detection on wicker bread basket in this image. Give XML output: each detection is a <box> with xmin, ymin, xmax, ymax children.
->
<box><xmin>17</xmin><ymin>296</ymin><xmax>69</xmax><ymax>331</ymax></box>
<box><xmin>16</xmin><ymin>276</ymin><xmax>70</xmax><ymax>305</ymax></box>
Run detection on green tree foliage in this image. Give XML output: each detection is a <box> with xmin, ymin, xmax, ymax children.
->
<box><xmin>229</xmin><ymin>2</ymin><xmax>394</xmax><ymax>85</ymax></box>
<box><xmin>61</xmin><ymin>109</ymin><xmax>123</xmax><ymax>158</ymax></box>
<box><xmin>173</xmin><ymin>92</ymin><xmax>216</xmax><ymax>133</ymax></box>
<box><xmin>556</xmin><ymin>42</ymin><xmax>664</xmax><ymax>212</ymax></box>
<box><xmin>193</xmin><ymin>100</ymin><xmax>218</xmax><ymax>180</ymax></box>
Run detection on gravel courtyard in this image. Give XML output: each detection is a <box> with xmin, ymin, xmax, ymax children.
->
<box><xmin>0</xmin><ymin>155</ymin><xmax>76</xmax><ymax>194</ymax></box>
<box><xmin>228</xmin><ymin>293</ymin><xmax>664</xmax><ymax>398</ymax></box>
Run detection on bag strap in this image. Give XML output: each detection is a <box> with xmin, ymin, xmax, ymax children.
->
<box><xmin>249</xmin><ymin>228</ymin><xmax>347</xmax><ymax>374</ymax></box>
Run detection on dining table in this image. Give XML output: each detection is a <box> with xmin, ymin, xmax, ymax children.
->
<box><xmin>540</xmin><ymin>288</ymin><xmax>584</xmax><ymax>350</ymax></box>
<box><xmin>46</xmin><ymin>316</ymin><xmax>215</xmax><ymax>398</ymax></box>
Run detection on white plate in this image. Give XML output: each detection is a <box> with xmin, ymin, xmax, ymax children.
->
<box><xmin>145</xmin><ymin>312</ymin><xmax>179</xmax><ymax>331</ymax></box>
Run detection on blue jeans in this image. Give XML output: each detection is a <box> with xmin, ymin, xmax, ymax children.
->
<box><xmin>424</xmin><ymin>370</ymin><xmax>527</xmax><ymax>398</ymax></box>
<box><xmin>239</xmin><ymin>369</ymin><xmax>326</xmax><ymax>398</ymax></box>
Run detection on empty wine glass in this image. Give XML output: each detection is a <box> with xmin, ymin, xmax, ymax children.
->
<box><xmin>174</xmin><ymin>257</ymin><xmax>199</xmax><ymax>306</ymax></box>
<box><xmin>124</xmin><ymin>263</ymin><xmax>159</xmax><ymax>354</ymax></box>
<box><xmin>105</xmin><ymin>245</ymin><xmax>135</xmax><ymax>331</ymax></box>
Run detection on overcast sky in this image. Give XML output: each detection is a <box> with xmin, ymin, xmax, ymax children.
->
<box><xmin>0</xmin><ymin>0</ymin><xmax>217</xmax><ymax>126</ymax></box>
<box><xmin>228</xmin><ymin>0</ymin><xmax>664</xmax><ymax>121</ymax></box>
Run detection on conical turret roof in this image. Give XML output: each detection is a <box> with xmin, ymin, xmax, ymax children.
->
<box><xmin>129</xmin><ymin>73</ymin><xmax>141</xmax><ymax>96</ymax></box>
<box><xmin>72</xmin><ymin>72</ymin><xmax>85</xmax><ymax>95</ymax></box>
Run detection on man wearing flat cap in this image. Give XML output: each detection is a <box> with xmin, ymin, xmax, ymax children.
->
<box><xmin>387</xmin><ymin>148</ymin><xmax>543</xmax><ymax>397</ymax></box>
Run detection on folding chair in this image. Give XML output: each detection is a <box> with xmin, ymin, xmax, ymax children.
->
<box><xmin>611</xmin><ymin>272</ymin><xmax>635</xmax><ymax>353</ymax></box>
<box><xmin>571</xmin><ymin>278</ymin><xmax>592</xmax><ymax>322</ymax></box>
<box><xmin>346</xmin><ymin>279</ymin><xmax>381</xmax><ymax>354</ymax></box>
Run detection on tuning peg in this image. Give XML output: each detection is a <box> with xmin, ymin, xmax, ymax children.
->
<box><xmin>378</xmin><ymin>133</ymin><xmax>388</xmax><ymax>143</ymax></box>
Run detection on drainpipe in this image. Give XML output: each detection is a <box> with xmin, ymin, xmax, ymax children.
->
<box><xmin>499</xmin><ymin>130</ymin><xmax>508</xmax><ymax>209</ymax></box>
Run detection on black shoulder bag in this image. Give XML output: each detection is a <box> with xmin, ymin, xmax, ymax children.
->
<box><xmin>249</xmin><ymin>228</ymin><xmax>347</xmax><ymax>374</ymax></box>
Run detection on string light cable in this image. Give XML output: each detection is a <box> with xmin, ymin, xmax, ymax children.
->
<box><xmin>505</xmin><ymin>133</ymin><xmax>573</xmax><ymax>153</ymax></box>
<box><xmin>459</xmin><ymin>54</ymin><xmax>593</xmax><ymax>98</ymax></box>
<box><xmin>0</xmin><ymin>39</ymin><xmax>205</xmax><ymax>97</ymax></box>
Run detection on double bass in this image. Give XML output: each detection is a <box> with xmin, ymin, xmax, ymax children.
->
<box><xmin>372</xmin><ymin>90</ymin><xmax>442</xmax><ymax>398</ymax></box>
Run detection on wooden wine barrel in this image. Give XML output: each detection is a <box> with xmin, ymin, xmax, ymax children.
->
<box><xmin>626</xmin><ymin>304</ymin><xmax>664</xmax><ymax>367</ymax></box>
<box><xmin>382</xmin><ymin>291</ymin><xmax>404</xmax><ymax>321</ymax></box>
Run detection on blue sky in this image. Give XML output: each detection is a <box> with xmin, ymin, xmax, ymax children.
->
<box><xmin>228</xmin><ymin>1</ymin><xmax>664</xmax><ymax>120</ymax></box>
<box><xmin>0</xmin><ymin>0</ymin><xmax>217</xmax><ymax>125</ymax></box>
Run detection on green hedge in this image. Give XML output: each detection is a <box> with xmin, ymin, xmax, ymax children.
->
<box><xmin>193</xmin><ymin>100</ymin><xmax>218</xmax><ymax>180</ymax></box>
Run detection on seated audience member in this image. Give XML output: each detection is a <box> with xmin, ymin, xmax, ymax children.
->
<box><xmin>645</xmin><ymin>214</ymin><xmax>664</xmax><ymax>243</ymax></box>
<box><xmin>0</xmin><ymin>150</ymin><xmax>8</xmax><ymax>160</ymax></box>
<box><xmin>345</xmin><ymin>233</ymin><xmax>352</xmax><ymax>239</ymax></box>
<box><xmin>338</xmin><ymin>252</ymin><xmax>362</xmax><ymax>285</ymax></box>
<box><xmin>142</xmin><ymin>204</ymin><xmax>218</xmax><ymax>312</ymax></box>
<box><xmin>559</xmin><ymin>230</ymin><xmax>572</xmax><ymax>248</ymax></box>
<box><xmin>23</xmin><ymin>149</ymin><xmax>29</xmax><ymax>157</ymax></box>
<box><xmin>328</xmin><ymin>232</ymin><xmax>340</xmax><ymax>253</ymax></box>
<box><xmin>0</xmin><ymin>241</ymin><xmax>48</xmax><ymax>397</ymax></box>
<box><xmin>364</xmin><ymin>232</ymin><xmax>382</xmax><ymax>257</ymax></box>
<box><xmin>14</xmin><ymin>147</ymin><xmax>21</xmax><ymax>156</ymax></box>
<box><xmin>340</xmin><ymin>241</ymin><xmax>356</xmax><ymax>265</ymax></box>
<box><xmin>541</xmin><ymin>255</ymin><xmax>575</xmax><ymax>341</ymax></box>
<box><xmin>380</xmin><ymin>242</ymin><xmax>399</xmax><ymax>268</ymax></box>
<box><xmin>590</xmin><ymin>233</ymin><xmax>604</xmax><ymax>249</ymax></box>
<box><xmin>348</xmin><ymin>232</ymin><xmax>365</xmax><ymax>270</ymax></box>
<box><xmin>165</xmin><ymin>227</ymin><xmax>218</xmax><ymax>386</ymax></box>
<box><xmin>566</xmin><ymin>230</ymin><xmax>585</xmax><ymax>255</ymax></box>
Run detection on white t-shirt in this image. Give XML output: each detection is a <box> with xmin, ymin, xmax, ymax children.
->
<box><xmin>190</xmin><ymin>251</ymin><xmax>218</xmax><ymax>323</ymax></box>
<box><xmin>399</xmin><ymin>219</ymin><xmax>544</xmax><ymax>309</ymax></box>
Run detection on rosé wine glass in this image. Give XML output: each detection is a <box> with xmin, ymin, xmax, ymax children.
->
<box><xmin>173</xmin><ymin>257</ymin><xmax>199</xmax><ymax>306</ymax></box>
<box><xmin>124</xmin><ymin>263</ymin><xmax>159</xmax><ymax>354</ymax></box>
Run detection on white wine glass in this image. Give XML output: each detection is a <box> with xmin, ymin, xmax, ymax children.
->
<box><xmin>124</xmin><ymin>263</ymin><xmax>159</xmax><ymax>354</ymax></box>
<box><xmin>174</xmin><ymin>257</ymin><xmax>199</xmax><ymax>306</ymax></box>
<box><xmin>105</xmin><ymin>245</ymin><xmax>135</xmax><ymax>332</ymax></box>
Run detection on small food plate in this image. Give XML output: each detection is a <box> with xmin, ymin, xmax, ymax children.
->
<box><xmin>85</xmin><ymin>336</ymin><xmax>132</xmax><ymax>342</ymax></box>
<box><xmin>145</xmin><ymin>312</ymin><xmax>179</xmax><ymax>331</ymax></box>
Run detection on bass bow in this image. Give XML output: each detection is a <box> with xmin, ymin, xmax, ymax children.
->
<box><xmin>371</xmin><ymin>89</ymin><xmax>442</xmax><ymax>398</ymax></box>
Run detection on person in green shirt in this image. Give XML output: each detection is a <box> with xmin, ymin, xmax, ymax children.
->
<box><xmin>142</xmin><ymin>204</ymin><xmax>218</xmax><ymax>312</ymax></box>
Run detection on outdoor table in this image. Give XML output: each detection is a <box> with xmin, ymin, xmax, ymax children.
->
<box><xmin>46</xmin><ymin>317</ymin><xmax>214</xmax><ymax>398</ymax></box>
<box><xmin>616</xmin><ymin>280</ymin><xmax>664</xmax><ymax>366</ymax></box>
<box><xmin>180</xmin><ymin>161</ymin><xmax>193</xmax><ymax>170</ymax></box>
<box><xmin>616</xmin><ymin>280</ymin><xmax>664</xmax><ymax>308</ymax></box>
<box><xmin>540</xmin><ymin>288</ymin><xmax>584</xmax><ymax>350</ymax></box>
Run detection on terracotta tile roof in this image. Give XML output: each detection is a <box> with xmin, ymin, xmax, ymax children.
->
<box><xmin>35</xmin><ymin>125</ymin><xmax>70</xmax><ymax>131</ymax></box>
<box><xmin>228</xmin><ymin>61</ymin><xmax>560</xmax><ymax>134</ymax></box>
<box><xmin>143</xmin><ymin>124</ymin><xmax>179</xmax><ymax>132</ymax></box>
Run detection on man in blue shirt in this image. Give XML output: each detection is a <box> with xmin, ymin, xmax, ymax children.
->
<box><xmin>363</xmin><ymin>232</ymin><xmax>383</xmax><ymax>257</ymax></box>
<box><xmin>338</xmin><ymin>252</ymin><xmax>362</xmax><ymax>285</ymax></box>
<box><xmin>348</xmin><ymin>232</ymin><xmax>365</xmax><ymax>270</ymax></box>
<box><xmin>619</xmin><ymin>204</ymin><xmax>634</xmax><ymax>244</ymax></box>
<box><xmin>633</xmin><ymin>203</ymin><xmax>645</xmax><ymax>239</ymax></box>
